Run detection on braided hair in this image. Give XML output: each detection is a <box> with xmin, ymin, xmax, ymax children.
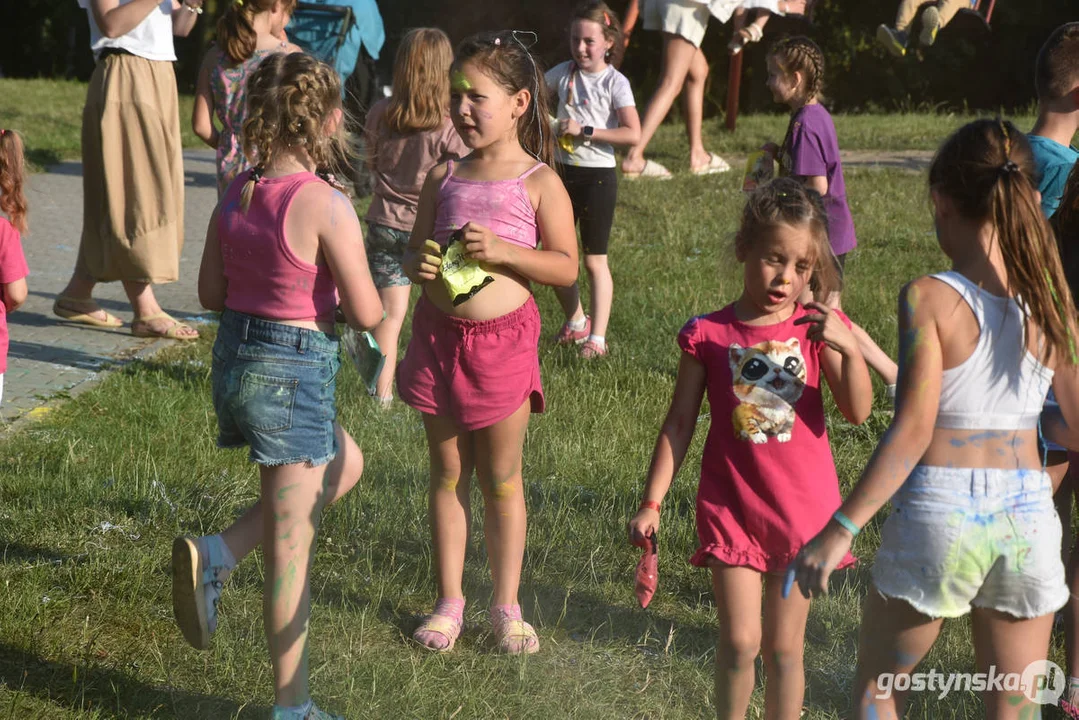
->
<box><xmin>239</xmin><ymin>52</ymin><xmax>351</xmax><ymax>211</ymax></box>
<box><xmin>768</xmin><ymin>36</ymin><xmax>825</xmax><ymax>105</ymax></box>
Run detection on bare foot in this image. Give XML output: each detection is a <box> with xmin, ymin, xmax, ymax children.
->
<box><xmin>131</xmin><ymin>313</ymin><xmax>199</xmax><ymax>340</ymax></box>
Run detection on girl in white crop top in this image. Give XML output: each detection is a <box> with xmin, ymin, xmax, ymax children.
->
<box><xmin>787</xmin><ymin>119</ymin><xmax>1079</xmax><ymax>719</ymax></box>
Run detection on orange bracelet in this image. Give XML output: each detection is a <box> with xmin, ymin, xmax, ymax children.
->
<box><xmin>639</xmin><ymin>500</ymin><xmax>661</xmax><ymax>513</ymax></box>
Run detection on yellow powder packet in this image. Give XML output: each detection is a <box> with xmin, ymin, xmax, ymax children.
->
<box><xmin>440</xmin><ymin>230</ymin><xmax>494</xmax><ymax>306</ymax></box>
<box><xmin>742</xmin><ymin>150</ymin><xmax>775</xmax><ymax>193</ymax></box>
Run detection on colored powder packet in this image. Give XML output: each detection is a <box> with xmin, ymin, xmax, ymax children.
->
<box><xmin>341</xmin><ymin>326</ymin><xmax>385</xmax><ymax>396</ymax></box>
<box><xmin>440</xmin><ymin>230</ymin><xmax>494</xmax><ymax>306</ymax></box>
<box><xmin>558</xmin><ymin>133</ymin><xmax>575</xmax><ymax>154</ymax></box>
<box><xmin>634</xmin><ymin>532</ymin><xmax>658</xmax><ymax>609</ymax></box>
<box><xmin>742</xmin><ymin>149</ymin><xmax>775</xmax><ymax>193</ymax></box>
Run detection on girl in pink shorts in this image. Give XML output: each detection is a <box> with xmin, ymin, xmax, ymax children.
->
<box><xmin>397</xmin><ymin>30</ymin><xmax>578</xmax><ymax>654</ymax></box>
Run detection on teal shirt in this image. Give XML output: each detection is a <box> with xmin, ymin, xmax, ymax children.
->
<box><xmin>1027</xmin><ymin>133</ymin><xmax>1079</xmax><ymax>218</ymax></box>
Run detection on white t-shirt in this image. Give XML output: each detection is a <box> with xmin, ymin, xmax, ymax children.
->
<box><xmin>545</xmin><ymin>61</ymin><xmax>635</xmax><ymax>168</ymax></box>
<box><xmin>78</xmin><ymin>0</ymin><xmax>177</xmax><ymax>62</ymax></box>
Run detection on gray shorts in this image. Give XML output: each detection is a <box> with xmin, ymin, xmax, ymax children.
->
<box><xmin>366</xmin><ymin>222</ymin><xmax>411</xmax><ymax>289</ymax></box>
<box><xmin>872</xmin><ymin>465</ymin><xmax>1068</xmax><ymax>619</ymax></box>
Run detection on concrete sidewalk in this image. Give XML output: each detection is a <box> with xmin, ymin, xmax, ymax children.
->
<box><xmin>5</xmin><ymin>149</ymin><xmax>218</xmax><ymax>423</ymax></box>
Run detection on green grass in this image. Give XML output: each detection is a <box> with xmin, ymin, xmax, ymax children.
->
<box><xmin>0</xmin><ymin>104</ymin><xmax>1064</xmax><ymax>718</ymax></box>
<box><xmin>0</xmin><ymin>78</ymin><xmax>1038</xmax><ymax>172</ymax></box>
<box><xmin>0</xmin><ymin>79</ymin><xmax>200</xmax><ymax>172</ymax></box>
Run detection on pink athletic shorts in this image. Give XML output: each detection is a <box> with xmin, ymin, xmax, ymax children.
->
<box><xmin>397</xmin><ymin>295</ymin><xmax>545</xmax><ymax>431</ymax></box>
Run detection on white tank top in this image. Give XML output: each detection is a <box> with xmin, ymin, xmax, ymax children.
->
<box><xmin>79</xmin><ymin>0</ymin><xmax>177</xmax><ymax>62</ymax></box>
<box><xmin>931</xmin><ymin>271</ymin><xmax>1053</xmax><ymax>430</ymax></box>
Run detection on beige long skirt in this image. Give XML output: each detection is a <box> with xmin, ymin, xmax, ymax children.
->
<box><xmin>80</xmin><ymin>52</ymin><xmax>184</xmax><ymax>284</ymax></box>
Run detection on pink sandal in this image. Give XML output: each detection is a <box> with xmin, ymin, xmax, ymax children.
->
<box><xmin>490</xmin><ymin>605</ymin><xmax>539</xmax><ymax>655</ymax></box>
<box><xmin>413</xmin><ymin>598</ymin><xmax>464</xmax><ymax>652</ymax></box>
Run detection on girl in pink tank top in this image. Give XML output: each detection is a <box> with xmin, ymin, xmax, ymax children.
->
<box><xmin>175</xmin><ymin>53</ymin><xmax>382</xmax><ymax>720</ymax></box>
<box><xmin>396</xmin><ymin>31</ymin><xmax>578</xmax><ymax>656</ymax></box>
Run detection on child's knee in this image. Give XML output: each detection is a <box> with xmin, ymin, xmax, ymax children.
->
<box><xmin>761</xmin><ymin>642</ymin><xmax>804</xmax><ymax>675</ymax></box>
<box><xmin>480</xmin><ymin>468</ymin><xmax>521</xmax><ymax>502</ymax></box>
<box><xmin>584</xmin><ymin>254</ymin><xmax>609</xmax><ymax>273</ymax></box>
<box><xmin>716</xmin><ymin>628</ymin><xmax>761</xmax><ymax>670</ymax></box>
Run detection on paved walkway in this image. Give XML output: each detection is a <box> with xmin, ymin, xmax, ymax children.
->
<box><xmin>5</xmin><ymin>149</ymin><xmax>217</xmax><ymax>423</ymax></box>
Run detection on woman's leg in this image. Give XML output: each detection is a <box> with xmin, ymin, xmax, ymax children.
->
<box><xmin>473</xmin><ymin>399</ymin><xmax>531</xmax><ymax>607</ymax></box>
<box><xmin>971</xmin><ymin>608</ymin><xmax>1055</xmax><ymax>719</ymax></box>
<box><xmin>683</xmin><ymin>47</ymin><xmax>713</xmax><ymax>172</ymax></box>
<box><xmin>852</xmin><ymin>591</ymin><xmax>944</xmax><ymax>719</ymax></box>
<box><xmin>761</xmin><ymin>573</ymin><xmax>812</xmax><ymax>720</ymax></box>
<box><xmin>584</xmin><ymin>254</ymin><xmax>613</xmax><ymax>340</ymax></box>
<box><xmin>261</xmin><ymin>459</ymin><xmax>333</xmax><ymax>708</ymax></box>
<box><xmin>372</xmin><ymin>284</ymin><xmax>413</xmax><ymax>401</ymax></box>
<box><xmin>622</xmin><ymin>33</ymin><xmax>699</xmax><ymax>174</ymax></box>
<box><xmin>711</xmin><ymin>564</ymin><xmax>764</xmax><ymax>720</ymax></box>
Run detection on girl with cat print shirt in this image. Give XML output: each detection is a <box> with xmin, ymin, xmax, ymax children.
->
<box><xmin>628</xmin><ymin>177</ymin><xmax>871</xmax><ymax>720</ymax></box>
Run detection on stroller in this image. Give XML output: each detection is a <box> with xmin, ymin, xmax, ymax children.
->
<box><xmin>288</xmin><ymin>0</ymin><xmax>385</xmax><ymax>194</ymax></box>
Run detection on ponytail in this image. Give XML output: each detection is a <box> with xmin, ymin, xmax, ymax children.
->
<box><xmin>216</xmin><ymin>0</ymin><xmax>289</xmax><ymax>64</ymax></box>
<box><xmin>0</xmin><ymin>129</ymin><xmax>28</xmax><ymax>235</ymax></box>
<box><xmin>930</xmin><ymin>119</ymin><xmax>1078</xmax><ymax>365</ymax></box>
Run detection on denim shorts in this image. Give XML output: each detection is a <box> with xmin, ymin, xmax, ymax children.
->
<box><xmin>366</xmin><ymin>222</ymin><xmax>411</xmax><ymax>289</ymax></box>
<box><xmin>872</xmin><ymin>465</ymin><xmax>1068</xmax><ymax>619</ymax></box>
<box><xmin>212</xmin><ymin>310</ymin><xmax>340</xmax><ymax>466</ymax></box>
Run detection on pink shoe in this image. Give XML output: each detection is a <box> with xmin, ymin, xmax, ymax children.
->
<box><xmin>554</xmin><ymin>316</ymin><xmax>591</xmax><ymax>345</ymax></box>
<box><xmin>580</xmin><ymin>339</ymin><xmax>608</xmax><ymax>359</ymax></box>
<box><xmin>490</xmin><ymin>605</ymin><xmax>539</xmax><ymax>655</ymax></box>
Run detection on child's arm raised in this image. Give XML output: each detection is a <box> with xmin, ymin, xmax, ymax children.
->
<box><xmin>192</xmin><ymin>50</ymin><xmax>218</xmax><ymax>149</ymax></box>
<box><xmin>460</xmin><ymin>165</ymin><xmax>578</xmax><ymax>287</ymax></box>
<box><xmin>787</xmin><ymin>278</ymin><xmax>942</xmax><ymax>598</ymax></box>
<box><xmin>796</xmin><ymin>302</ymin><xmax>871</xmax><ymax>424</ymax></box>
<box><xmin>628</xmin><ymin>352</ymin><xmax>707</xmax><ymax>546</ymax></box>
<box><xmin>319</xmin><ymin>188</ymin><xmax>383</xmax><ymax>331</ymax></box>
<box><xmin>198</xmin><ymin>205</ymin><xmax>226</xmax><ymax>312</ymax></box>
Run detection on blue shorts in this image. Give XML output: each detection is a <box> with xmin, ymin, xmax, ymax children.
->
<box><xmin>872</xmin><ymin>465</ymin><xmax>1067</xmax><ymax>619</ymax></box>
<box><xmin>212</xmin><ymin>310</ymin><xmax>340</xmax><ymax>466</ymax></box>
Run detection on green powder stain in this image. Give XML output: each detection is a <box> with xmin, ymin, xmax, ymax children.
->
<box><xmin>451</xmin><ymin>70</ymin><xmax>472</xmax><ymax>93</ymax></box>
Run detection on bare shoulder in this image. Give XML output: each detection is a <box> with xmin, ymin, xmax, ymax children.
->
<box><xmin>293</xmin><ymin>181</ymin><xmax>358</xmax><ymax>225</ymax></box>
<box><xmin>284</xmin><ymin>42</ymin><xmax>304</xmax><ymax>54</ymax></box>
<box><xmin>523</xmin><ymin>163</ymin><xmax>566</xmax><ymax>199</ymax></box>
<box><xmin>900</xmin><ymin>275</ymin><xmax>951</xmax><ymax>319</ymax></box>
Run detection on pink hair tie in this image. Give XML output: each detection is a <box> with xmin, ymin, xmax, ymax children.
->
<box><xmin>494</xmin><ymin>37</ymin><xmax>501</xmax><ymax>46</ymax></box>
<box><xmin>603</xmin><ymin>11</ymin><xmax>610</xmax><ymax>25</ymax></box>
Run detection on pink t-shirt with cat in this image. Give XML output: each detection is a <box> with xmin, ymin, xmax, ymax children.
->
<box><xmin>678</xmin><ymin>303</ymin><xmax>857</xmax><ymax>573</ymax></box>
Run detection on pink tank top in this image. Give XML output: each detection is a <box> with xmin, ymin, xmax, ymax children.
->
<box><xmin>218</xmin><ymin>170</ymin><xmax>339</xmax><ymax>321</ymax></box>
<box><xmin>433</xmin><ymin>160</ymin><xmax>543</xmax><ymax>248</ymax></box>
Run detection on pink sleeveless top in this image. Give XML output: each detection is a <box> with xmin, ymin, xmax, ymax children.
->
<box><xmin>218</xmin><ymin>170</ymin><xmax>339</xmax><ymax>322</ymax></box>
<box><xmin>433</xmin><ymin>160</ymin><xmax>543</xmax><ymax>248</ymax></box>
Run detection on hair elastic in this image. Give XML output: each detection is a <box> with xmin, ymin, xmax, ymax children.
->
<box><xmin>603</xmin><ymin>11</ymin><xmax>611</xmax><ymax>26</ymax></box>
<box><xmin>1000</xmin><ymin>160</ymin><xmax>1020</xmax><ymax>175</ymax></box>
<box><xmin>249</xmin><ymin>164</ymin><xmax>264</xmax><ymax>182</ymax></box>
<box><xmin>832</xmin><ymin>510</ymin><xmax>860</xmax><ymax>538</ymax></box>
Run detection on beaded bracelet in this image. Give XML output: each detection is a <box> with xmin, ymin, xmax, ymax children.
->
<box><xmin>182</xmin><ymin>1</ymin><xmax>203</xmax><ymax>14</ymax></box>
<box><xmin>639</xmin><ymin>500</ymin><xmax>661</xmax><ymax>513</ymax></box>
<box><xmin>832</xmin><ymin>510</ymin><xmax>860</xmax><ymax>538</ymax></box>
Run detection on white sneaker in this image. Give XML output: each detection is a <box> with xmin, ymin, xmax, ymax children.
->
<box><xmin>171</xmin><ymin>536</ymin><xmax>225</xmax><ymax>650</ymax></box>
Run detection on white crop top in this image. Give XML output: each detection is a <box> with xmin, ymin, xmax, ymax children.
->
<box><xmin>932</xmin><ymin>271</ymin><xmax>1053</xmax><ymax>430</ymax></box>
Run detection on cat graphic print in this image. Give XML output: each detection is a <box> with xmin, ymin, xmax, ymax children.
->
<box><xmin>729</xmin><ymin>339</ymin><xmax>807</xmax><ymax>443</ymax></box>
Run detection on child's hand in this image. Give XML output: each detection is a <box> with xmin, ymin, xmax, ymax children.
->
<box><xmin>558</xmin><ymin>117</ymin><xmax>583</xmax><ymax>138</ymax></box>
<box><xmin>628</xmin><ymin>507</ymin><xmax>660</xmax><ymax>548</ymax></box>
<box><xmin>404</xmin><ymin>239</ymin><xmax>443</xmax><ymax>283</ymax></box>
<box><xmin>783</xmin><ymin>521</ymin><xmax>853</xmax><ymax>599</ymax></box>
<box><xmin>461</xmin><ymin>221</ymin><xmax>510</xmax><ymax>266</ymax></box>
<box><xmin>795</xmin><ymin>302</ymin><xmax>857</xmax><ymax>355</ymax></box>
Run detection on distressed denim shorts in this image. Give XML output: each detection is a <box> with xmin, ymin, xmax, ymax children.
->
<box><xmin>872</xmin><ymin>465</ymin><xmax>1068</xmax><ymax>619</ymax></box>
<box><xmin>212</xmin><ymin>310</ymin><xmax>340</xmax><ymax>466</ymax></box>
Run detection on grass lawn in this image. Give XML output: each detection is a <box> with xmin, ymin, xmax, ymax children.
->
<box><xmin>0</xmin><ymin>80</ymin><xmax>1065</xmax><ymax>719</ymax></box>
<box><xmin>0</xmin><ymin>77</ymin><xmax>1038</xmax><ymax>171</ymax></box>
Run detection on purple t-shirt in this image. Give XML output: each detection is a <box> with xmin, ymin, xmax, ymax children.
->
<box><xmin>779</xmin><ymin>103</ymin><xmax>857</xmax><ymax>256</ymax></box>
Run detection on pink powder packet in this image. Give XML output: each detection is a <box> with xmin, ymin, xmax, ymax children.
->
<box><xmin>634</xmin><ymin>533</ymin><xmax>658</xmax><ymax>609</ymax></box>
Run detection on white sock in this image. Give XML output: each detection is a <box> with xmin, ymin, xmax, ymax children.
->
<box><xmin>567</xmin><ymin>315</ymin><xmax>587</xmax><ymax>331</ymax></box>
<box><xmin>205</xmin><ymin>533</ymin><xmax>237</xmax><ymax>572</ymax></box>
<box><xmin>272</xmin><ymin>700</ymin><xmax>313</xmax><ymax>720</ymax></box>
<box><xmin>587</xmin><ymin>334</ymin><xmax>605</xmax><ymax>348</ymax></box>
